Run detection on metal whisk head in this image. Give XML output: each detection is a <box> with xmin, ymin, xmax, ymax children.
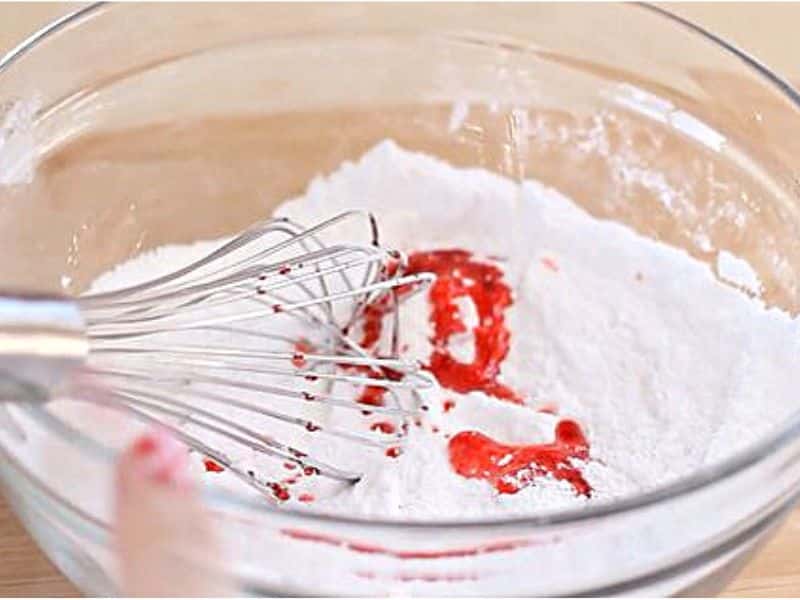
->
<box><xmin>0</xmin><ymin>211</ymin><xmax>436</xmax><ymax>500</ymax></box>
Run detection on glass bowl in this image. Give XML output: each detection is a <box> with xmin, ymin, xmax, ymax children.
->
<box><xmin>3</xmin><ymin>3</ymin><xmax>800</xmax><ymax>595</ymax></box>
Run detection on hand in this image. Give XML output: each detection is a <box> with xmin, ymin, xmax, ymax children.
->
<box><xmin>113</xmin><ymin>429</ymin><xmax>234</xmax><ymax>596</ymax></box>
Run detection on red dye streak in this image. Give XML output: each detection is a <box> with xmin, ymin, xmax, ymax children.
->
<box><xmin>298</xmin><ymin>493</ymin><xmax>315</xmax><ymax>503</ymax></box>
<box><xmin>359</xmin><ymin>249</ymin><xmax>523</xmax><ymax>404</ymax></box>
<box><xmin>537</xmin><ymin>403</ymin><xmax>559</xmax><ymax>415</ymax></box>
<box><xmin>360</xmin><ymin>302</ymin><xmax>388</xmax><ymax>348</ymax></box>
<box><xmin>443</xmin><ymin>399</ymin><xmax>456</xmax><ymax>413</ymax></box>
<box><xmin>448</xmin><ymin>420</ymin><xmax>591</xmax><ymax>496</ymax></box>
<box><xmin>283</xmin><ymin>462</ymin><xmax>297</xmax><ymax>470</ymax></box>
<box><xmin>408</xmin><ymin>249</ymin><xmax>523</xmax><ymax>403</ymax></box>
<box><xmin>370</xmin><ymin>421</ymin><xmax>396</xmax><ymax>434</ymax></box>
<box><xmin>281</xmin><ymin>528</ymin><xmax>534</xmax><ymax>559</ymax></box>
<box><xmin>203</xmin><ymin>459</ymin><xmax>224</xmax><ymax>473</ymax></box>
<box><xmin>540</xmin><ymin>256</ymin><xmax>559</xmax><ymax>272</ymax></box>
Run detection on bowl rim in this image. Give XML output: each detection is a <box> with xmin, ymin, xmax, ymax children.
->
<box><xmin>2</xmin><ymin>1</ymin><xmax>800</xmax><ymax>531</ymax></box>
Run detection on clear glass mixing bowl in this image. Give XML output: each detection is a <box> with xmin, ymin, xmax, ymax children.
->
<box><xmin>3</xmin><ymin>4</ymin><xmax>800</xmax><ymax>596</ymax></box>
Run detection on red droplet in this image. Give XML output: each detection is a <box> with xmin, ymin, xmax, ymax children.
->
<box><xmin>305</xmin><ymin>422</ymin><xmax>320</xmax><ymax>432</ymax></box>
<box><xmin>298</xmin><ymin>493</ymin><xmax>315</xmax><ymax>503</ymax></box>
<box><xmin>448</xmin><ymin>420</ymin><xmax>591</xmax><ymax>497</ymax></box>
<box><xmin>292</xmin><ymin>339</ymin><xmax>314</xmax><ymax>368</ymax></box>
<box><xmin>283</xmin><ymin>462</ymin><xmax>297</xmax><ymax>470</ymax></box>
<box><xmin>443</xmin><ymin>399</ymin><xmax>457</xmax><ymax>413</ymax></box>
<box><xmin>303</xmin><ymin>466</ymin><xmax>320</xmax><ymax>477</ymax></box>
<box><xmin>370</xmin><ymin>421</ymin><xmax>396</xmax><ymax>435</ymax></box>
<box><xmin>358</xmin><ymin>385</ymin><xmax>387</xmax><ymax>406</ymax></box>
<box><xmin>269</xmin><ymin>482</ymin><xmax>290</xmax><ymax>502</ymax></box>
<box><xmin>203</xmin><ymin>459</ymin><xmax>225</xmax><ymax>473</ymax></box>
<box><xmin>386</xmin><ymin>446</ymin><xmax>402</xmax><ymax>458</ymax></box>
<box><xmin>279</xmin><ymin>265</ymin><xmax>292</xmax><ymax>275</ymax></box>
<box><xmin>537</xmin><ymin>403</ymin><xmax>558</xmax><ymax>415</ymax></box>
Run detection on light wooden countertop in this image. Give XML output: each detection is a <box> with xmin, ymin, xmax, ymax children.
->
<box><xmin>2</xmin><ymin>3</ymin><xmax>800</xmax><ymax>596</ymax></box>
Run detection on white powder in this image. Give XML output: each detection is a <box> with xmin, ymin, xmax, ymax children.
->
<box><xmin>29</xmin><ymin>140</ymin><xmax>800</xmax><ymax>521</ymax></box>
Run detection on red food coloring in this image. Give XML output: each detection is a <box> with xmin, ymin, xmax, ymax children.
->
<box><xmin>281</xmin><ymin>528</ymin><xmax>535</xmax><ymax>559</ymax></box>
<box><xmin>432</xmin><ymin>425</ymin><xmax>440</xmax><ymax>433</ymax></box>
<box><xmin>540</xmin><ymin>256</ymin><xmax>559</xmax><ymax>272</ymax></box>
<box><xmin>303</xmin><ymin>466</ymin><xmax>320</xmax><ymax>477</ymax></box>
<box><xmin>358</xmin><ymin>385</ymin><xmax>387</xmax><ymax>406</ymax></box>
<box><xmin>360</xmin><ymin>302</ymin><xmax>388</xmax><ymax>348</ymax></box>
<box><xmin>408</xmin><ymin>249</ymin><xmax>524</xmax><ymax>404</ymax></box>
<box><xmin>443</xmin><ymin>399</ymin><xmax>457</xmax><ymax>413</ymax></box>
<box><xmin>301</xmin><ymin>391</ymin><xmax>315</xmax><ymax>401</ymax></box>
<box><xmin>279</xmin><ymin>265</ymin><xmax>292</xmax><ymax>275</ymax></box>
<box><xmin>203</xmin><ymin>459</ymin><xmax>225</xmax><ymax>473</ymax></box>
<box><xmin>537</xmin><ymin>403</ymin><xmax>559</xmax><ymax>415</ymax></box>
<box><xmin>269</xmin><ymin>482</ymin><xmax>290</xmax><ymax>502</ymax></box>
<box><xmin>284</xmin><ymin>462</ymin><xmax>297</xmax><ymax>470</ymax></box>
<box><xmin>370</xmin><ymin>422</ymin><xmax>396</xmax><ymax>435</ymax></box>
<box><xmin>292</xmin><ymin>339</ymin><xmax>314</xmax><ymax>368</ymax></box>
<box><xmin>305</xmin><ymin>422</ymin><xmax>320</xmax><ymax>432</ymax></box>
<box><xmin>448</xmin><ymin>420</ymin><xmax>591</xmax><ymax>497</ymax></box>
<box><xmin>272</xmin><ymin>304</ymin><xmax>283</xmax><ymax>313</ymax></box>
<box><xmin>386</xmin><ymin>446</ymin><xmax>402</xmax><ymax>458</ymax></box>
<box><xmin>361</xmin><ymin>410</ymin><xmax>373</xmax><ymax>416</ymax></box>
<box><xmin>298</xmin><ymin>493</ymin><xmax>315</xmax><ymax>503</ymax></box>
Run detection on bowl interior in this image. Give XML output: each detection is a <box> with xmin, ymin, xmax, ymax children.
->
<box><xmin>3</xmin><ymin>3</ymin><xmax>800</xmax><ymax>595</ymax></box>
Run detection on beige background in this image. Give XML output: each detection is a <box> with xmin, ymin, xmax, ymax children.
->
<box><xmin>2</xmin><ymin>2</ymin><xmax>800</xmax><ymax>597</ymax></box>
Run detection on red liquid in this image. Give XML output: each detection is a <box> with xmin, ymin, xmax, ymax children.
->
<box><xmin>292</xmin><ymin>338</ymin><xmax>314</xmax><ymax>368</ymax></box>
<box><xmin>203</xmin><ymin>459</ymin><xmax>224</xmax><ymax>473</ymax></box>
<box><xmin>269</xmin><ymin>482</ymin><xmax>291</xmax><ymax>502</ymax></box>
<box><xmin>370</xmin><ymin>421</ymin><xmax>397</xmax><ymax>434</ymax></box>
<box><xmin>408</xmin><ymin>249</ymin><xmax>523</xmax><ymax>403</ymax></box>
<box><xmin>358</xmin><ymin>385</ymin><xmax>387</xmax><ymax>406</ymax></box>
<box><xmin>448</xmin><ymin>420</ymin><xmax>591</xmax><ymax>496</ymax></box>
<box><xmin>385</xmin><ymin>446</ymin><xmax>402</xmax><ymax>458</ymax></box>
<box><xmin>358</xmin><ymin>249</ymin><xmax>524</xmax><ymax>404</ymax></box>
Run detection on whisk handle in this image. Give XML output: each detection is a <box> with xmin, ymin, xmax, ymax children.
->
<box><xmin>0</xmin><ymin>293</ymin><xmax>87</xmax><ymax>403</ymax></box>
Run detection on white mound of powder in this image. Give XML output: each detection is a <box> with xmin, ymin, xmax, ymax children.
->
<box><xmin>34</xmin><ymin>140</ymin><xmax>800</xmax><ymax>520</ymax></box>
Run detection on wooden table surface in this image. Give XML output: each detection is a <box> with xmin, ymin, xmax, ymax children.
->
<box><xmin>3</xmin><ymin>3</ymin><xmax>800</xmax><ymax>597</ymax></box>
